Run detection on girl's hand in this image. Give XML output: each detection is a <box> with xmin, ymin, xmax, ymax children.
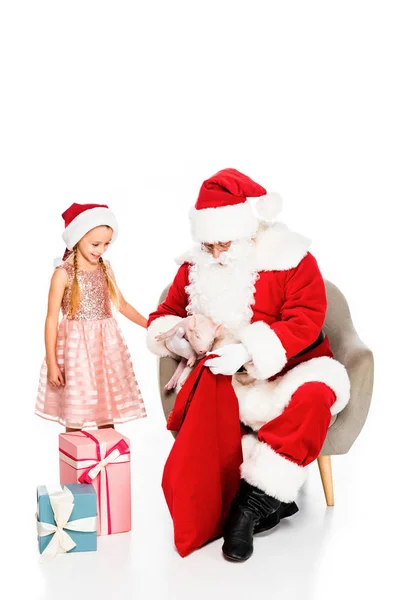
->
<box><xmin>47</xmin><ymin>364</ymin><xmax>65</xmax><ymax>387</ymax></box>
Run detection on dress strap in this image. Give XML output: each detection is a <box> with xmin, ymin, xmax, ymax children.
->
<box><xmin>56</xmin><ymin>261</ymin><xmax>73</xmax><ymax>282</ymax></box>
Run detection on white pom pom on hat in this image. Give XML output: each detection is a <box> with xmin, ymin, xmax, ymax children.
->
<box><xmin>254</xmin><ymin>192</ymin><xmax>283</xmax><ymax>222</ymax></box>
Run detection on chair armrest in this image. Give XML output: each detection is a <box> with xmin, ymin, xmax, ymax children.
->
<box><xmin>158</xmin><ymin>356</ymin><xmax>180</xmax><ymax>437</ymax></box>
<box><xmin>321</xmin><ymin>332</ymin><xmax>374</xmax><ymax>455</ymax></box>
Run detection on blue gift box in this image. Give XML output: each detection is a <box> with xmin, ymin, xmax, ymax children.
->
<box><xmin>37</xmin><ymin>484</ymin><xmax>97</xmax><ymax>555</ymax></box>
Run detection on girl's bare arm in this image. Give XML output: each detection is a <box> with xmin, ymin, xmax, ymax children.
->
<box><xmin>45</xmin><ymin>269</ymin><xmax>67</xmax><ymax>385</ymax></box>
<box><xmin>107</xmin><ymin>264</ymin><xmax>148</xmax><ymax>328</ymax></box>
<box><xmin>119</xmin><ymin>295</ymin><xmax>148</xmax><ymax>328</ymax></box>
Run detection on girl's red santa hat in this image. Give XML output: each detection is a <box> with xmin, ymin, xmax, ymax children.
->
<box><xmin>189</xmin><ymin>168</ymin><xmax>282</xmax><ymax>243</ymax></box>
<box><xmin>55</xmin><ymin>203</ymin><xmax>118</xmax><ymax>265</ymax></box>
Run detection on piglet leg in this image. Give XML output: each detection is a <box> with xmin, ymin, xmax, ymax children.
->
<box><xmin>186</xmin><ymin>350</ymin><xmax>198</xmax><ymax>367</ymax></box>
<box><xmin>165</xmin><ymin>358</ymin><xmax>188</xmax><ymax>390</ymax></box>
<box><xmin>156</xmin><ymin>322</ymin><xmax>184</xmax><ymax>342</ymax></box>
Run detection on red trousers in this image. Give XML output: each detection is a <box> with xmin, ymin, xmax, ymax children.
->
<box><xmin>241</xmin><ymin>382</ymin><xmax>336</xmax><ymax>502</ymax></box>
<box><xmin>259</xmin><ymin>381</ymin><xmax>336</xmax><ymax>466</ymax></box>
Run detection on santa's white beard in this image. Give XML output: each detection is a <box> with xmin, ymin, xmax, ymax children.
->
<box><xmin>186</xmin><ymin>238</ymin><xmax>258</xmax><ymax>332</ymax></box>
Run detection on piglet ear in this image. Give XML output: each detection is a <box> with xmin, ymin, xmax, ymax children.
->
<box><xmin>215</xmin><ymin>324</ymin><xmax>223</xmax><ymax>338</ymax></box>
<box><xmin>188</xmin><ymin>315</ymin><xmax>196</xmax><ymax>330</ymax></box>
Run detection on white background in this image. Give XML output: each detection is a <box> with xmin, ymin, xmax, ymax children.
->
<box><xmin>1</xmin><ymin>1</ymin><xmax>399</xmax><ymax>599</ymax></box>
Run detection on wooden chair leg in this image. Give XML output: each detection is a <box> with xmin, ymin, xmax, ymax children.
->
<box><xmin>317</xmin><ymin>455</ymin><xmax>334</xmax><ymax>506</ymax></box>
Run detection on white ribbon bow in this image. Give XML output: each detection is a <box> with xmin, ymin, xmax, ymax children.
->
<box><xmin>37</xmin><ymin>485</ymin><xmax>97</xmax><ymax>560</ymax></box>
<box><xmin>86</xmin><ymin>446</ymin><xmax>124</xmax><ymax>481</ymax></box>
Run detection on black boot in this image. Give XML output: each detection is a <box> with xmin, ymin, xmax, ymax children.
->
<box><xmin>254</xmin><ymin>500</ymin><xmax>299</xmax><ymax>534</ymax></box>
<box><xmin>222</xmin><ymin>480</ymin><xmax>282</xmax><ymax>562</ymax></box>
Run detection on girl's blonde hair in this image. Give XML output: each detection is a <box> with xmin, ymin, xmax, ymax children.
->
<box><xmin>69</xmin><ymin>245</ymin><xmax>120</xmax><ymax>317</ymax></box>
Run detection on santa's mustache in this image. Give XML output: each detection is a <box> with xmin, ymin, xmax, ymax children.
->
<box><xmin>200</xmin><ymin>238</ymin><xmax>255</xmax><ymax>266</ymax></box>
<box><xmin>206</xmin><ymin>253</ymin><xmax>230</xmax><ymax>266</ymax></box>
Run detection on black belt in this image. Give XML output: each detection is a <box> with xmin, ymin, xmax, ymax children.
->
<box><xmin>236</xmin><ymin>330</ymin><xmax>325</xmax><ymax>373</ymax></box>
<box><xmin>290</xmin><ymin>331</ymin><xmax>325</xmax><ymax>360</ymax></box>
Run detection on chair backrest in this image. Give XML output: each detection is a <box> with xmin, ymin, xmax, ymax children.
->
<box><xmin>159</xmin><ymin>285</ymin><xmax>169</xmax><ymax>305</ymax></box>
<box><xmin>323</xmin><ymin>279</ymin><xmax>357</xmax><ymax>366</ymax></box>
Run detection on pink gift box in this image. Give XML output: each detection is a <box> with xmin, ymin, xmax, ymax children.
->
<box><xmin>59</xmin><ymin>429</ymin><xmax>131</xmax><ymax>536</ymax></box>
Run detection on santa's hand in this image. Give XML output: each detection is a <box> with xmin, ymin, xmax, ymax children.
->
<box><xmin>204</xmin><ymin>343</ymin><xmax>251</xmax><ymax>375</ymax></box>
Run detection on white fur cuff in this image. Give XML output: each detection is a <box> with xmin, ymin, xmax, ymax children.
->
<box><xmin>146</xmin><ymin>315</ymin><xmax>184</xmax><ymax>358</ymax></box>
<box><xmin>240</xmin><ymin>434</ymin><xmax>307</xmax><ymax>502</ymax></box>
<box><xmin>238</xmin><ymin>321</ymin><xmax>287</xmax><ymax>380</ymax></box>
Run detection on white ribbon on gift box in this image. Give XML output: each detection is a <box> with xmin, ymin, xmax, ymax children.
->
<box><xmin>36</xmin><ymin>485</ymin><xmax>97</xmax><ymax>560</ymax></box>
<box><xmin>86</xmin><ymin>439</ymin><xmax>119</xmax><ymax>536</ymax></box>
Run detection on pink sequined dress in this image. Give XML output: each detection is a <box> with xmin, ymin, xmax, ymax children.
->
<box><xmin>35</xmin><ymin>260</ymin><xmax>146</xmax><ymax>428</ymax></box>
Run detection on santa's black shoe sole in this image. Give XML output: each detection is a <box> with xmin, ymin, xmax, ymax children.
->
<box><xmin>254</xmin><ymin>501</ymin><xmax>299</xmax><ymax>535</ymax></box>
<box><xmin>222</xmin><ymin>552</ymin><xmax>253</xmax><ymax>562</ymax></box>
<box><xmin>222</xmin><ymin>543</ymin><xmax>253</xmax><ymax>562</ymax></box>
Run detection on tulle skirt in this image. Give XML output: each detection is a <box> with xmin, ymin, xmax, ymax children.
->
<box><xmin>35</xmin><ymin>317</ymin><xmax>146</xmax><ymax>428</ymax></box>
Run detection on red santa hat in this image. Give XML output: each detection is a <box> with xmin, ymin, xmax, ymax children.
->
<box><xmin>55</xmin><ymin>203</ymin><xmax>118</xmax><ymax>265</ymax></box>
<box><xmin>189</xmin><ymin>168</ymin><xmax>282</xmax><ymax>243</ymax></box>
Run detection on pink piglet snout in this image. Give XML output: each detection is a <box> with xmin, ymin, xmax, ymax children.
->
<box><xmin>184</xmin><ymin>314</ymin><xmax>223</xmax><ymax>356</ymax></box>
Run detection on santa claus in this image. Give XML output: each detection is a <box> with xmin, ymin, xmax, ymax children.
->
<box><xmin>147</xmin><ymin>168</ymin><xmax>350</xmax><ymax>562</ymax></box>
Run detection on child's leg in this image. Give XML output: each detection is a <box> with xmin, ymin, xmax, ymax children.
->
<box><xmin>66</xmin><ymin>424</ymin><xmax>115</xmax><ymax>431</ymax></box>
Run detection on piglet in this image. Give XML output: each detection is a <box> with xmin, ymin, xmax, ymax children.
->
<box><xmin>155</xmin><ymin>314</ymin><xmax>222</xmax><ymax>390</ymax></box>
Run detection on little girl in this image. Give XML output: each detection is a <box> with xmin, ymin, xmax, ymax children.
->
<box><xmin>35</xmin><ymin>202</ymin><xmax>147</xmax><ymax>431</ymax></box>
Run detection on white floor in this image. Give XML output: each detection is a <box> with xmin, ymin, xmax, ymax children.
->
<box><xmin>5</xmin><ymin>361</ymin><xmax>398</xmax><ymax>600</ymax></box>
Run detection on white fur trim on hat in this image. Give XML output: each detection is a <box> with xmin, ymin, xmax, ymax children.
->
<box><xmin>189</xmin><ymin>201</ymin><xmax>259</xmax><ymax>243</ymax></box>
<box><xmin>240</xmin><ymin>434</ymin><xmax>307</xmax><ymax>502</ymax></box>
<box><xmin>146</xmin><ymin>315</ymin><xmax>184</xmax><ymax>358</ymax></box>
<box><xmin>62</xmin><ymin>207</ymin><xmax>119</xmax><ymax>250</ymax></box>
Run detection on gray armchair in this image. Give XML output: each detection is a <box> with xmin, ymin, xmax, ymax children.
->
<box><xmin>156</xmin><ymin>280</ymin><xmax>374</xmax><ymax>506</ymax></box>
